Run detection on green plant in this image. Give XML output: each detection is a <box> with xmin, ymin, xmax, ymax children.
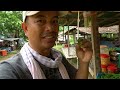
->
<box><xmin>97</xmin><ymin>73</ymin><xmax>120</xmax><ymax>79</ymax></box>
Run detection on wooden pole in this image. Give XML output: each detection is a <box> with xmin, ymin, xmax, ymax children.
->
<box><xmin>63</xmin><ymin>26</ymin><xmax>64</xmax><ymax>42</ymax></box>
<box><xmin>67</xmin><ymin>25</ymin><xmax>70</xmax><ymax>56</ymax></box>
<box><xmin>77</xmin><ymin>11</ymin><xmax>80</xmax><ymax>40</ymax></box>
<box><xmin>118</xmin><ymin>22</ymin><xmax>120</xmax><ymax>41</ymax></box>
<box><xmin>90</xmin><ymin>11</ymin><xmax>101</xmax><ymax>79</ymax></box>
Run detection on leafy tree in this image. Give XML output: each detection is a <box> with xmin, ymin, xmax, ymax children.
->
<box><xmin>0</xmin><ymin>11</ymin><xmax>26</xmax><ymax>40</ymax></box>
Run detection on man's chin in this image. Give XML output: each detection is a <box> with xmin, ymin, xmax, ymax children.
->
<box><xmin>45</xmin><ymin>44</ymin><xmax>55</xmax><ymax>48</ymax></box>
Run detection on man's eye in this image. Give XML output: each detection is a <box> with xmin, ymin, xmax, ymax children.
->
<box><xmin>37</xmin><ymin>19</ymin><xmax>45</xmax><ymax>23</ymax></box>
<box><xmin>52</xmin><ymin>20</ymin><xmax>58</xmax><ymax>24</ymax></box>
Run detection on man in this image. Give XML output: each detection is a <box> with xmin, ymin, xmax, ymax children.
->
<box><xmin>0</xmin><ymin>11</ymin><xmax>93</xmax><ymax>79</ymax></box>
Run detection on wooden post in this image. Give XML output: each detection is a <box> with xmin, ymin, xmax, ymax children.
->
<box><xmin>118</xmin><ymin>23</ymin><xmax>120</xmax><ymax>41</ymax></box>
<box><xmin>63</xmin><ymin>26</ymin><xmax>65</xmax><ymax>43</ymax></box>
<box><xmin>77</xmin><ymin>11</ymin><xmax>80</xmax><ymax>40</ymax></box>
<box><xmin>67</xmin><ymin>25</ymin><xmax>70</xmax><ymax>56</ymax></box>
<box><xmin>90</xmin><ymin>11</ymin><xmax>101</xmax><ymax>79</ymax></box>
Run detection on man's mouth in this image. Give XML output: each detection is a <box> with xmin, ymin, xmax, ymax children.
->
<box><xmin>45</xmin><ymin>36</ymin><xmax>55</xmax><ymax>39</ymax></box>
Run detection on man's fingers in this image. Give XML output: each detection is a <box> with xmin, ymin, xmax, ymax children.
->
<box><xmin>81</xmin><ymin>41</ymin><xmax>92</xmax><ymax>49</ymax></box>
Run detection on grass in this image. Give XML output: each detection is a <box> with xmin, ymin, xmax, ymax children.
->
<box><xmin>0</xmin><ymin>49</ymin><xmax>20</xmax><ymax>61</ymax></box>
<box><xmin>53</xmin><ymin>44</ymin><xmax>63</xmax><ymax>52</ymax></box>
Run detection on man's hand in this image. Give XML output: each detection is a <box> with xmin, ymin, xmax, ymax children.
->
<box><xmin>76</xmin><ymin>39</ymin><xmax>93</xmax><ymax>63</ymax></box>
<box><xmin>75</xmin><ymin>39</ymin><xmax>93</xmax><ymax>79</ymax></box>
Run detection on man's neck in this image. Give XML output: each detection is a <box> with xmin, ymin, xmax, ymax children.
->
<box><xmin>38</xmin><ymin>49</ymin><xmax>51</xmax><ymax>57</ymax></box>
<box><xmin>28</xmin><ymin>43</ymin><xmax>51</xmax><ymax>57</ymax></box>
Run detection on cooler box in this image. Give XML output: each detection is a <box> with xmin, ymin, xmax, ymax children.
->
<box><xmin>0</xmin><ymin>50</ymin><xmax>7</xmax><ymax>56</ymax></box>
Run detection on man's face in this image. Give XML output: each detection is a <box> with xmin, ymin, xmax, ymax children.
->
<box><xmin>22</xmin><ymin>11</ymin><xmax>59</xmax><ymax>51</ymax></box>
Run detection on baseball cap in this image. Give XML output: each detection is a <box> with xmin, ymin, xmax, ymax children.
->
<box><xmin>22</xmin><ymin>11</ymin><xmax>69</xmax><ymax>22</ymax></box>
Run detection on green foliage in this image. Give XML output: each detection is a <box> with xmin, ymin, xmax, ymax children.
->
<box><xmin>109</xmin><ymin>47</ymin><xmax>115</xmax><ymax>51</ymax></box>
<box><xmin>97</xmin><ymin>73</ymin><xmax>120</xmax><ymax>79</ymax></box>
<box><xmin>101</xmin><ymin>33</ymin><xmax>107</xmax><ymax>38</ymax></box>
<box><xmin>101</xmin><ymin>33</ymin><xmax>118</xmax><ymax>41</ymax></box>
<box><xmin>77</xmin><ymin>38</ymin><xmax>83</xmax><ymax>46</ymax></box>
<box><xmin>53</xmin><ymin>45</ymin><xmax>63</xmax><ymax>52</ymax></box>
<box><xmin>69</xmin><ymin>35</ymin><xmax>74</xmax><ymax>45</ymax></box>
<box><xmin>59</xmin><ymin>26</ymin><xmax>63</xmax><ymax>32</ymax></box>
<box><xmin>0</xmin><ymin>11</ymin><xmax>26</xmax><ymax>40</ymax></box>
<box><xmin>59</xmin><ymin>26</ymin><xmax>73</xmax><ymax>32</ymax></box>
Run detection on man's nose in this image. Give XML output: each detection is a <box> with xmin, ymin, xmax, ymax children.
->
<box><xmin>45</xmin><ymin>23</ymin><xmax>53</xmax><ymax>32</ymax></box>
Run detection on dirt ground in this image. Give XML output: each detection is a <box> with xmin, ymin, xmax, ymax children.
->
<box><xmin>0</xmin><ymin>50</ymin><xmax>19</xmax><ymax>62</ymax></box>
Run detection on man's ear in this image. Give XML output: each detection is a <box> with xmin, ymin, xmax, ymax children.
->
<box><xmin>21</xmin><ymin>22</ymin><xmax>28</xmax><ymax>36</ymax></box>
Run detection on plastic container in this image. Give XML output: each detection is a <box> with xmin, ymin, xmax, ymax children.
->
<box><xmin>107</xmin><ymin>65</ymin><xmax>117</xmax><ymax>74</ymax></box>
<box><xmin>101</xmin><ymin>65</ymin><xmax>107</xmax><ymax>73</ymax></box>
<box><xmin>0</xmin><ymin>50</ymin><xmax>7</xmax><ymax>56</ymax></box>
<box><xmin>64</xmin><ymin>44</ymin><xmax>68</xmax><ymax>48</ymax></box>
<box><xmin>100</xmin><ymin>54</ymin><xmax>110</xmax><ymax>66</ymax></box>
<box><xmin>100</xmin><ymin>45</ymin><xmax>109</xmax><ymax>55</ymax></box>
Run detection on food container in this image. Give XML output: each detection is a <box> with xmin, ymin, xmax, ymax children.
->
<box><xmin>107</xmin><ymin>65</ymin><xmax>117</xmax><ymax>74</ymax></box>
<box><xmin>100</xmin><ymin>54</ymin><xmax>110</xmax><ymax>66</ymax></box>
<box><xmin>101</xmin><ymin>65</ymin><xmax>107</xmax><ymax>73</ymax></box>
<box><xmin>100</xmin><ymin>45</ymin><xmax>109</xmax><ymax>55</ymax></box>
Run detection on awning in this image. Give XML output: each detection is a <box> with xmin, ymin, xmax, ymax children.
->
<box><xmin>1</xmin><ymin>38</ymin><xmax>19</xmax><ymax>41</ymax></box>
<box><xmin>0</xmin><ymin>39</ymin><xmax>3</xmax><ymax>42</ymax></box>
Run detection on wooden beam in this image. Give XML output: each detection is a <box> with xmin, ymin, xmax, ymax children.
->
<box><xmin>97</xmin><ymin>12</ymin><xmax>104</xmax><ymax>17</ymax></box>
<box><xmin>60</xmin><ymin>19</ymin><xmax>68</xmax><ymax>26</ymax></box>
<box><xmin>98</xmin><ymin>18</ymin><xmax>120</xmax><ymax>20</ymax></box>
<box><xmin>68</xmin><ymin>18</ymin><xmax>76</xmax><ymax>25</ymax></box>
<box><xmin>99</xmin><ymin>13</ymin><xmax>120</xmax><ymax>25</ymax></box>
<box><xmin>104</xmin><ymin>20</ymin><xmax>120</xmax><ymax>27</ymax></box>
